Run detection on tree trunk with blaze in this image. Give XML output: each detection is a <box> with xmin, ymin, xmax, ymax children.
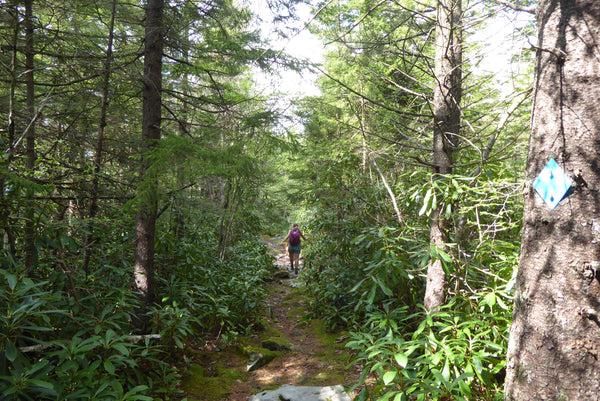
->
<box><xmin>505</xmin><ymin>1</ymin><xmax>600</xmax><ymax>399</ymax></box>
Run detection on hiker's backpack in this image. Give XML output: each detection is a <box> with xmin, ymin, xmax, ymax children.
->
<box><xmin>289</xmin><ymin>228</ymin><xmax>301</xmax><ymax>246</ymax></box>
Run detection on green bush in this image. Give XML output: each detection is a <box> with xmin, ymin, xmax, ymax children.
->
<box><xmin>154</xmin><ymin>231</ymin><xmax>273</xmax><ymax>339</ymax></box>
<box><xmin>347</xmin><ymin>295</ymin><xmax>510</xmax><ymax>401</ymax></box>
<box><xmin>0</xmin><ymin>254</ymin><xmax>180</xmax><ymax>400</ymax></box>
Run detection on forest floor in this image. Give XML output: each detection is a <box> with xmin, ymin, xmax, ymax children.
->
<box><xmin>180</xmin><ymin>237</ymin><xmax>363</xmax><ymax>401</ymax></box>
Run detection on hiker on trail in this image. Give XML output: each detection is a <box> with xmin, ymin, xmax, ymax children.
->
<box><xmin>282</xmin><ymin>223</ymin><xmax>306</xmax><ymax>273</ymax></box>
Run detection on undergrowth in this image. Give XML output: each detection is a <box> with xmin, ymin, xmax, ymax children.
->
<box><xmin>0</xmin><ymin>219</ymin><xmax>274</xmax><ymax>400</ymax></box>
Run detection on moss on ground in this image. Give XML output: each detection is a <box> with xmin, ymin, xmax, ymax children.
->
<box><xmin>260</xmin><ymin>320</ymin><xmax>287</xmax><ymax>339</ymax></box>
<box><xmin>308</xmin><ymin>318</ymin><xmax>353</xmax><ymax>368</ymax></box>
<box><xmin>263</xmin><ymin>336</ymin><xmax>291</xmax><ymax>349</ymax></box>
<box><xmin>236</xmin><ymin>344</ymin><xmax>280</xmax><ymax>360</ymax></box>
<box><xmin>182</xmin><ymin>363</ymin><xmax>247</xmax><ymax>401</ymax></box>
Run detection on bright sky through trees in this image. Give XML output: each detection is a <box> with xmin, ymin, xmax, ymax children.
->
<box><xmin>246</xmin><ymin>1</ymin><xmax>532</xmax><ymax>98</ymax></box>
<box><xmin>473</xmin><ymin>5</ymin><xmax>533</xmax><ymax>88</ymax></box>
<box><xmin>248</xmin><ymin>0</ymin><xmax>324</xmax><ymax>97</ymax></box>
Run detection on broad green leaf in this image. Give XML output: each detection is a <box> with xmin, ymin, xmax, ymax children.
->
<box><xmin>6</xmin><ymin>273</ymin><xmax>17</xmax><ymax>290</ymax></box>
<box><xmin>419</xmin><ymin>188</ymin><xmax>432</xmax><ymax>216</ymax></box>
<box><xmin>367</xmin><ymin>285</ymin><xmax>376</xmax><ymax>305</ymax></box>
<box><xmin>112</xmin><ymin>343</ymin><xmax>130</xmax><ymax>355</ymax></box>
<box><xmin>472</xmin><ymin>355</ymin><xmax>483</xmax><ymax>374</ymax></box>
<box><xmin>445</xmin><ymin>202</ymin><xmax>452</xmax><ymax>218</ymax></box>
<box><xmin>497</xmin><ymin>295</ymin><xmax>509</xmax><ymax>310</ymax></box>
<box><xmin>5</xmin><ymin>340</ymin><xmax>18</xmax><ymax>362</ymax></box>
<box><xmin>382</xmin><ymin>371</ymin><xmax>397</xmax><ymax>385</ymax></box>
<box><xmin>483</xmin><ymin>292</ymin><xmax>496</xmax><ymax>307</ymax></box>
<box><xmin>394</xmin><ymin>353</ymin><xmax>408</xmax><ymax>368</ymax></box>
<box><xmin>378</xmin><ymin>279</ymin><xmax>393</xmax><ymax>296</ymax></box>
<box><xmin>442</xmin><ymin>359</ymin><xmax>450</xmax><ymax>383</ymax></box>
<box><xmin>94</xmin><ymin>381</ymin><xmax>111</xmax><ymax>396</ymax></box>
<box><xmin>28</xmin><ymin>379</ymin><xmax>57</xmax><ymax>393</ymax></box>
<box><xmin>393</xmin><ymin>393</ymin><xmax>407</xmax><ymax>401</ymax></box>
<box><xmin>104</xmin><ymin>359</ymin><xmax>116</xmax><ymax>375</ymax></box>
<box><xmin>105</xmin><ymin>329</ymin><xmax>117</xmax><ymax>344</ymax></box>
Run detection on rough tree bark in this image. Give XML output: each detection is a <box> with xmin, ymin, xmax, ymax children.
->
<box><xmin>133</xmin><ymin>0</ymin><xmax>163</xmax><ymax>329</ymax></box>
<box><xmin>505</xmin><ymin>1</ymin><xmax>600</xmax><ymax>399</ymax></box>
<box><xmin>424</xmin><ymin>0</ymin><xmax>462</xmax><ymax>311</ymax></box>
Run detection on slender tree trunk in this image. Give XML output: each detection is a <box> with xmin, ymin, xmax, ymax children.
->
<box><xmin>172</xmin><ymin>41</ymin><xmax>190</xmax><ymax>239</ymax></box>
<box><xmin>82</xmin><ymin>0</ymin><xmax>117</xmax><ymax>273</ymax></box>
<box><xmin>7</xmin><ymin>2</ymin><xmax>17</xmax><ymax>159</ymax></box>
<box><xmin>2</xmin><ymin>2</ymin><xmax>19</xmax><ymax>255</ymax></box>
<box><xmin>218</xmin><ymin>179</ymin><xmax>241</xmax><ymax>260</ymax></box>
<box><xmin>424</xmin><ymin>0</ymin><xmax>462</xmax><ymax>311</ymax></box>
<box><xmin>505</xmin><ymin>1</ymin><xmax>600</xmax><ymax>399</ymax></box>
<box><xmin>134</xmin><ymin>0</ymin><xmax>163</xmax><ymax>329</ymax></box>
<box><xmin>24</xmin><ymin>0</ymin><xmax>37</xmax><ymax>274</ymax></box>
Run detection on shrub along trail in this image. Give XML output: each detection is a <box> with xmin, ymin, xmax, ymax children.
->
<box><xmin>181</xmin><ymin>238</ymin><xmax>362</xmax><ymax>401</ymax></box>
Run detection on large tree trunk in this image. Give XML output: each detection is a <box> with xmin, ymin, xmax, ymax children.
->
<box><xmin>424</xmin><ymin>0</ymin><xmax>462</xmax><ymax>311</ymax></box>
<box><xmin>133</xmin><ymin>0</ymin><xmax>163</xmax><ymax>329</ymax></box>
<box><xmin>505</xmin><ymin>1</ymin><xmax>600</xmax><ymax>399</ymax></box>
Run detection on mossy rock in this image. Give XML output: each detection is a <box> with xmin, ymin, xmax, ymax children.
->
<box><xmin>274</xmin><ymin>270</ymin><xmax>291</xmax><ymax>279</ymax></box>
<box><xmin>236</xmin><ymin>344</ymin><xmax>259</xmax><ymax>358</ymax></box>
<box><xmin>262</xmin><ymin>336</ymin><xmax>292</xmax><ymax>351</ymax></box>
<box><xmin>214</xmin><ymin>364</ymin><xmax>246</xmax><ymax>380</ymax></box>
<box><xmin>236</xmin><ymin>344</ymin><xmax>281</xmax><ymax>371</ymax></box>
<box><xmin>246</xmin><ymin>350</ymin><xmax>277</xmax><ymax>372</ymax></box>
<box><xmin>247</xmin><ymin>318</ymin><xmax>286</xmax><ymax>341</ymax></box>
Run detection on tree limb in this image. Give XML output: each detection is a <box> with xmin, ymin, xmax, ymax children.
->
<box><xmin>371</xmin><ymin>155</ymin><xmax>403</xmax><ymax>225</ymax></box>
<box><xmin>492</xmin><ymin>0</ymin><xmax>536</xmax><ymax>14</ymax></box>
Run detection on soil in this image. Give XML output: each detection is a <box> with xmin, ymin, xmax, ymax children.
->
<box><xmin>181</xmin><ymin>238</ymin><xmax>363</xmax><ymax>401</ymax></box>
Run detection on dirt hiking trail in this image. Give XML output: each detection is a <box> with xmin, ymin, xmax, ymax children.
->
<box><xmin>181</xmin><ymin>238</ymin><xmax>362</xmax><ymax>401</ymax></box>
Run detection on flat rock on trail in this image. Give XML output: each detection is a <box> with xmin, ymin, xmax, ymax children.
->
<box><xmin>182</xmin><ymin>238</ymin><xmax>361</xmax><ymax>401</ymax></box>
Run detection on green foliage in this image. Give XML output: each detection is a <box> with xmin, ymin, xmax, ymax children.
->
<box><xmin>300</xmin><ymin>160</ymin><xmax>373</xmax><ymax>329</ymax></box>
<box><xmin>0</xmin><ymin>260</ymin><xmax>160</xmax><ymax>400</ymax></box>
<box><xmin>296</xmin><ymin>127</ymin><xmax>523</xmax><ymax>399</ymax></box>
<box><xmin>0</xmin><ymin>213</ymin><xmax>275</xmax><ymax>400</ymax></box>
<box><xmin>351</xmin><ymin>225</ymin><xmax>423</xmax><ymax>312</ymax></box>
<box><xmin>155</xmin><ymin>226</ymin><xmax>273</xmax><ymax>334</ymax></box>
<box><xmin>348</xmin><ymin>296</ymin><xmax>510</xmax><ymax>401</ymax></box>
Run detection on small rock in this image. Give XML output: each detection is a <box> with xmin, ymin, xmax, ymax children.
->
<box><xmin>262</xmin><ymin>340</ymin><xmax>291</xmax><ymax>352</ymax></box>
<box><xmin>249</xmin><ymin>385</ymin><xmax>351</xmax><ymax>401</ymax></box>
<box><xmin>274</xmin><ymin>271</ymin><xmax>290</xmax><ymax>279</ymax></box>
<box><xmin>336</xmin><ymin>335</ymin><xmax>349</xmax><ymax>343</ymax></box>
<box><xmin>246</xmin><ymin>352</ymin><xmax>276</xmax><ymax>372</ymax></box>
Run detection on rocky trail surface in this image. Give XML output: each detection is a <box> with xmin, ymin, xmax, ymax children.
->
<box><xmin>181</xmin><ymin>238</ymin><xmax>362</xmax><ymax>401</ymax></box>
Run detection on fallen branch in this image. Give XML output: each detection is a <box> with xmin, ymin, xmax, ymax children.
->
<box><xmin>124</xmin><ymin>334</ymin><xmax>162</xmax><ymax>343</ymax></box>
